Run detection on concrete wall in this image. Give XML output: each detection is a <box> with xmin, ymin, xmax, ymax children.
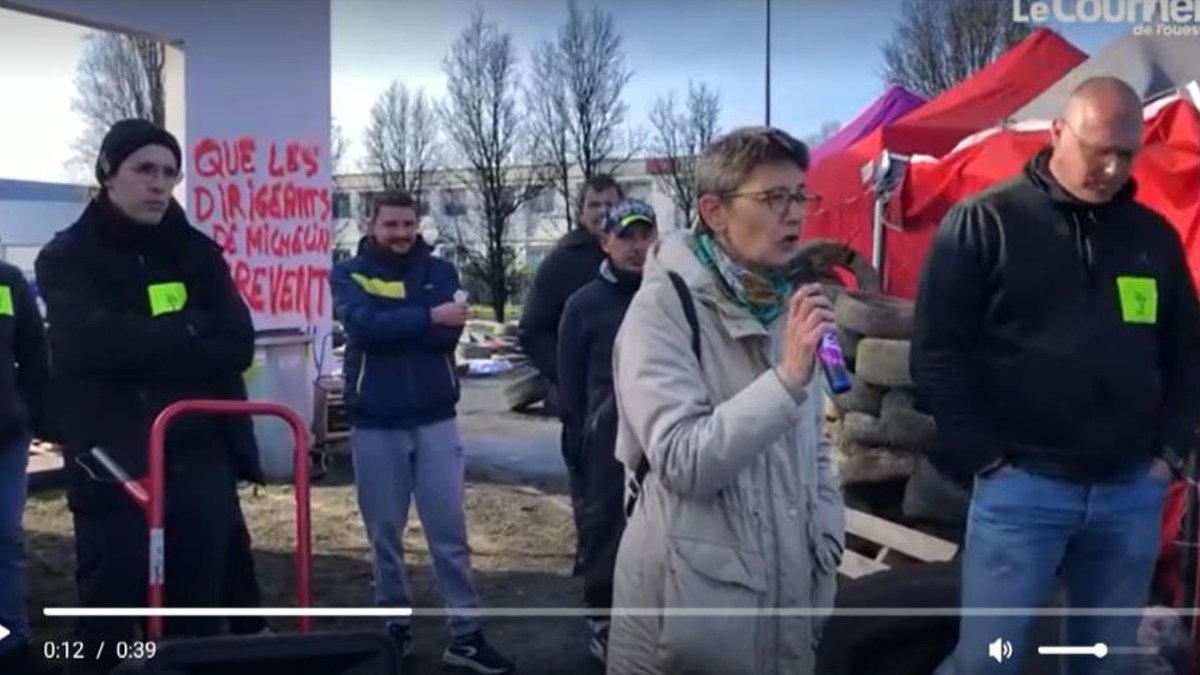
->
<box><xmin>2</xmin><ymin>0</ymin><xmax>333</xmax><ymax>335</ymax></box>
<box><xmin>3</xmin><ymin>0</ymin><xmax>333</xmax><ymax>476</ymax></box>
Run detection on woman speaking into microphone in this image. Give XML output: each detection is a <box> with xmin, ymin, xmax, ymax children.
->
<box><xmin>605</xmin><ymin>126</ymin><xmax>845</xmax><ymax>675</ymax></box>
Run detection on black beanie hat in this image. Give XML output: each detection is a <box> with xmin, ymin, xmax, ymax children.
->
<box><xmin>95</xmin><ymin>118</ymin><xmax>183</xmax><ymax>184</ymax></box>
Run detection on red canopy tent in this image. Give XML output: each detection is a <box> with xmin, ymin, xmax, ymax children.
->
<box><xmin>802</xmin><ymin>29</ymin><xmax>1087</xmax><ymax>290</ymax></box>
<box><xmin>894</xmin><ymin>95</ymin><xmax>1200</xmax><ymax>299</ymax></box>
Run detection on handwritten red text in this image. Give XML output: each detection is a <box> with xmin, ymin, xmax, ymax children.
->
<box><xmin>191</xmin><ymin>136</ymin><xmax>330</xmax><ymax>323</ymax></box>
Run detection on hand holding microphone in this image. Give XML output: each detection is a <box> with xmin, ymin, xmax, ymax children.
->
<box><xmin>780</xmin><ymin>284</ymin><xmax>838</xmax><ymax>389</ymax></box>
<box><xmin>780</xmin><ymin>258</ymin><xmax>853</xmax><ymax>395</ymax></box>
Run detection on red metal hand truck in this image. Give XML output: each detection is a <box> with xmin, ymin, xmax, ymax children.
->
<box><xmin>89</xmin><ymin>399</ymin><xmax>312</xmax><ymax>639</ymax></box>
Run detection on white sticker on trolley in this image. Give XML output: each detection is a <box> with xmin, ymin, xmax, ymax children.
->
<box><xmin>149</xmin><ymin>528</ymin><xmax>165</xmax><ymax>584</ymax></box>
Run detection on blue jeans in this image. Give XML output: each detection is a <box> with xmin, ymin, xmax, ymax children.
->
<box><xmin>938</xmin><ymin>462</ymin><xmax>1167</xmax><ymax>675</ymax></box>
<box><xmin>0</xmin><ymin>435</ymin><xmax>29</xmax><ymax>654</ymax></box>
<box><xmin>350</xmin><ymin>421</ymin><xmax>481</xmax><ymax>638</ymax></box>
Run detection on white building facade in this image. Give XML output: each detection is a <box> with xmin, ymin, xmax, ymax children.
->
<box><xmin>331</xmin><ymin>158</ymin><xmax>690</xmax><ymax>269</ymax></box>
<box><xmin>0</xmin><ymin>179</ymin><xmax>94</xmax><ymax>281</ymax></box>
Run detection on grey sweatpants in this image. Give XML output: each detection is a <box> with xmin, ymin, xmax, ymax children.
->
<box><xmin>351</xmin><ymin>420</ymin><xmax>480</xmax><ymax>637</ymax></box>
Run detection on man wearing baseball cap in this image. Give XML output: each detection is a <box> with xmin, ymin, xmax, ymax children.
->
<box><xmin>35</xmin><ymin>118</ymin><xmax>262</xmax><ymax>674</ymax></box>
<box><xmin>556</xmin><ymin>198</ymin><xmax>658</xmax><ymax>662</ymax></box>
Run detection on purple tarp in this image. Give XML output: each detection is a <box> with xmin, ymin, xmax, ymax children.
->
<box><xmin>810</xmin><ymin>85</ymin><xmax>926</xmax><ymax>165</ymax></box>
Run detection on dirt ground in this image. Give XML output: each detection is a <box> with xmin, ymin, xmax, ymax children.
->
<box><xmin>23</xmin><ymin>374</ymin><xmax>604</xmax><ymax>675</ymax></box>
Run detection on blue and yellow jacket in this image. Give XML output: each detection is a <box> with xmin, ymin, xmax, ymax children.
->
<box><xmin>330</xmin><ymin>237</ymin><xmax>462</xmax><ymax>429</ymax></box>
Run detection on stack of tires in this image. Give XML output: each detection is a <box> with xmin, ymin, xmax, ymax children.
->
<box><xmin>797</xmin><ymin>240</ymin><xmax>970</xmax><ymax>531</ymax></box>
<box><xmin>825</xmin><ymin>289</ymin><xmax>936</xmax><ymax>487</ymax></box>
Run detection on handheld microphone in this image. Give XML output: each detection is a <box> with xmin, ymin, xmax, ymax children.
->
<box><xmin>789</xmin><ymin>257</ymin><xmax>852</xmax><ymax>395</ymax></box>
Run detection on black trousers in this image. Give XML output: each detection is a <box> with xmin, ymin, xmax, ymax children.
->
<box><xmin>224</xmin><ymin>495</ymin><xmax>267</xmax><ymax>634</ymax></box>
<box><xmin>562</xmin><ymin>423</ymin><xmax>587</xmax><ymax>576</ymax></box>
<box><xmin>66</xmin><ymin>458</ymin><xmax>239</xmax><ymax>675</ymax></box>
<box><xmin>576</xmin><ymin>437</ymin><xmax>627</xmax><ymax>617</ymax></box>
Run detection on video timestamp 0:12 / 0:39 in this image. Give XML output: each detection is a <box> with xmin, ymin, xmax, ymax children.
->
<box><xmin>42</xmin><ymin>640</ymin><xmax>158</xmax><ymax>662</ymax></box>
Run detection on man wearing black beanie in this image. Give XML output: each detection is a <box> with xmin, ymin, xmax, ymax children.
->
<box><xmin>34</xmin><ymin>118</ymin><xmax>264</xmax><ymax>674</ymax></box>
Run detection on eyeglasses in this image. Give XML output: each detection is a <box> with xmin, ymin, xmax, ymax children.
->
<box><xmin>724</xmin><ymin>187</ymin><xmax>821</xmax><ymax>217</ymax></box>
<box><xmin>129</xmin><ymin>161</ymin><xmax>183</xmax><ymax>185</ymax></box>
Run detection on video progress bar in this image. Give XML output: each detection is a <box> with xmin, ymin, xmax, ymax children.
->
<box><xmin>42</xmin><ymin>607</ymin><xmax>1200</xmax><ymax>618</ymax></box>
<box><xmin>45</xmin><ymin>608</ymin><xmax>415</xmax><ymax>618</ymax></box>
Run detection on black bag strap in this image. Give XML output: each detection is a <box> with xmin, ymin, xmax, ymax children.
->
<box><xmin>667</xmin><ymin>271</ymin><xmax>702</xmax><ymax>366</ymax></box>
<box><xmin>627</xmin><ymin>271</ymin><xmax>701</xmax><ymax>515</ymax></box>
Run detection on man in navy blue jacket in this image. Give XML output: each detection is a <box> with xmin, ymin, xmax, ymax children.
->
<box><xmin>330</xmin><ymin>192</ymin><xmax>512</xmax><ymax>675</ymax></box>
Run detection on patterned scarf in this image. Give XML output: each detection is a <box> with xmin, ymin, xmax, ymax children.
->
<box><xmin>693</xmin><ymin>231</ymin><xmax>793</xmax><ymax>325</ymax></box>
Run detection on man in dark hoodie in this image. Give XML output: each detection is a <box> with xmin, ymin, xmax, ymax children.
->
<box><xmin>913</xmin><ymin>78</ymin><xmax>1200</xmax><ymax>675</ymax></box>
<box><xmin>330</xmin><ymin>192</ymin><xmax>513</xmax><ymax>675</ymax></box>
<box><xmin>0</xmin><ymin>259</ymin><xmax>50</xmax><ymax>673</ymax></box>
<box><xmin>519</xmin><ymin>174</ymin><xmax>624</xmax><ymax>388</ymax></box>
<box><xmin>556</xmin><ymin>199</ymin><xmax>657</xmax><ymax>663</ymax></box>
<box><xmin>35</xmin><ymin>119</ymin><xmax>264</xmax><ymax>675</ymax></box>
<box><xmin>519</xmin><ymin>174</ymin><xmax>622</xmax><ymax>570</ymax></box>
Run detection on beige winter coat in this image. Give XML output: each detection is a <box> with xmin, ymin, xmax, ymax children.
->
<box><xmin>605</xmin><ymin>232</ymin><xmax>845</xmax><ymax>675</ymax></box>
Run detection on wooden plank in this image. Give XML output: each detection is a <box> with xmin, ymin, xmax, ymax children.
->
<box><xmin>28</xmin><ymin>442</ymin><xmax>64</xmax><ymax>492</ymax></box>
<box><xmin>28</xmin><ymin>450</ymin><xmax>63</xmax><ymax>474</ymax></box>
<box><xmin>845</xmin><ymin>508</ymin><xmax>958</xmax><ymax>563</ymax></box>
<box><xmin>838</xmin><ymin>549</ymin><xmax>889</xmax><ymax>578</ymax></box>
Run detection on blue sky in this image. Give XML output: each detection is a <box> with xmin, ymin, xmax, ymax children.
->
<box><xmin>332</xmin><ymin>0</ymin><xmax>1133</xmax><ymax>167</ymax></box>
<box><xmin>0</xmin><ymin>0</ymin><xmax>1138</xmax><ymax>183</ymax></box>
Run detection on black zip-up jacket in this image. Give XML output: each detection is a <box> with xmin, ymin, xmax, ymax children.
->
<box><xmin>519</xmin><ymin>228</ymin><xmax>606</xmax><ymax>383</ymax></box>
<box><xmin>0</xmin><ymin>260</ymin><xmax>50</xmax><ymax>443</ymax></box>
<box><xmin>556</xmin><ymin>260</ymin><xmax>640</xmax><ymax>467</ymax></box>
<box><xmin>912</xmin><ymin>148</ymin><xmax>1200</xmax><ymax>482</ymax></box>
<box><xmin>35</xmin><ymin>195</ymin><xmax>263</xmax><ymax>513</ymax></box>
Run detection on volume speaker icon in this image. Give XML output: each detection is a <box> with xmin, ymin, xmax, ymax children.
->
<box><xmin>989</xmin><ymin>638</ymin><xmax>1014</xmax><ymax>663</ymax></box>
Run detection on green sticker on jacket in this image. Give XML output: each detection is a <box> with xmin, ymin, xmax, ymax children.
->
<box><xmin>0</xmin><ymin>286</ymin><xmax>12</xmax><ymax>317</ymax></box>
<box><xmin>1116</xmin><ymin>276</ymin><xmax>1156</xmax><ymax>324</ymax></box>
<box><xmin>148</xmin><ymin>281</ymin><xmax>188</xmax><ymax>317</ymax></box>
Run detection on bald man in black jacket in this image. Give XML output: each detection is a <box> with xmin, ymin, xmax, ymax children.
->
<box><xmin>914</xmin><ymin>78</ymin><xmax>1200</xmax><ymax>675</ymax></box>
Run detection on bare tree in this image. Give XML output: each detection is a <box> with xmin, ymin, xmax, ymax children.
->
<box><xmin>881</xmin><ymin>0</ymin><xmax>1032</xmax><ymax>98</ymax></box>
<box><xmin>526</xmin><ymin>42</ymin><xmax>575</xmax><ymax>230</ymax></box>
<box><xmin>527</xmin><ymin>0</ymin><xmax>635</xmax><ymax>231</ymax></box>
<box><xmin>362</xmin><ymin>81</ymin><xmax>439</xmax><ymax>199</ymax></box>
<box><xmin>441</xmin><ymin>10</ymin><xmax>538</xmax><ymax>322</ymax></box>
<box><xmin>649</xmin><ymin>82</ymin><xmax>721</xmax><ymax>229</ymax></box>
<box><xmin>71</xmin><ymin>31</ymin><xmax>166</xmax><ymax>175</ymax></box>
<box><xmin>330</xmin><ymin>118</ymin><xmax>349</xmax><ymax>175</ymax></box>
<box><xmin>329</xmin><ymin>120</ymin><xmax>357</xmax><ymax>255</ymax></box>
